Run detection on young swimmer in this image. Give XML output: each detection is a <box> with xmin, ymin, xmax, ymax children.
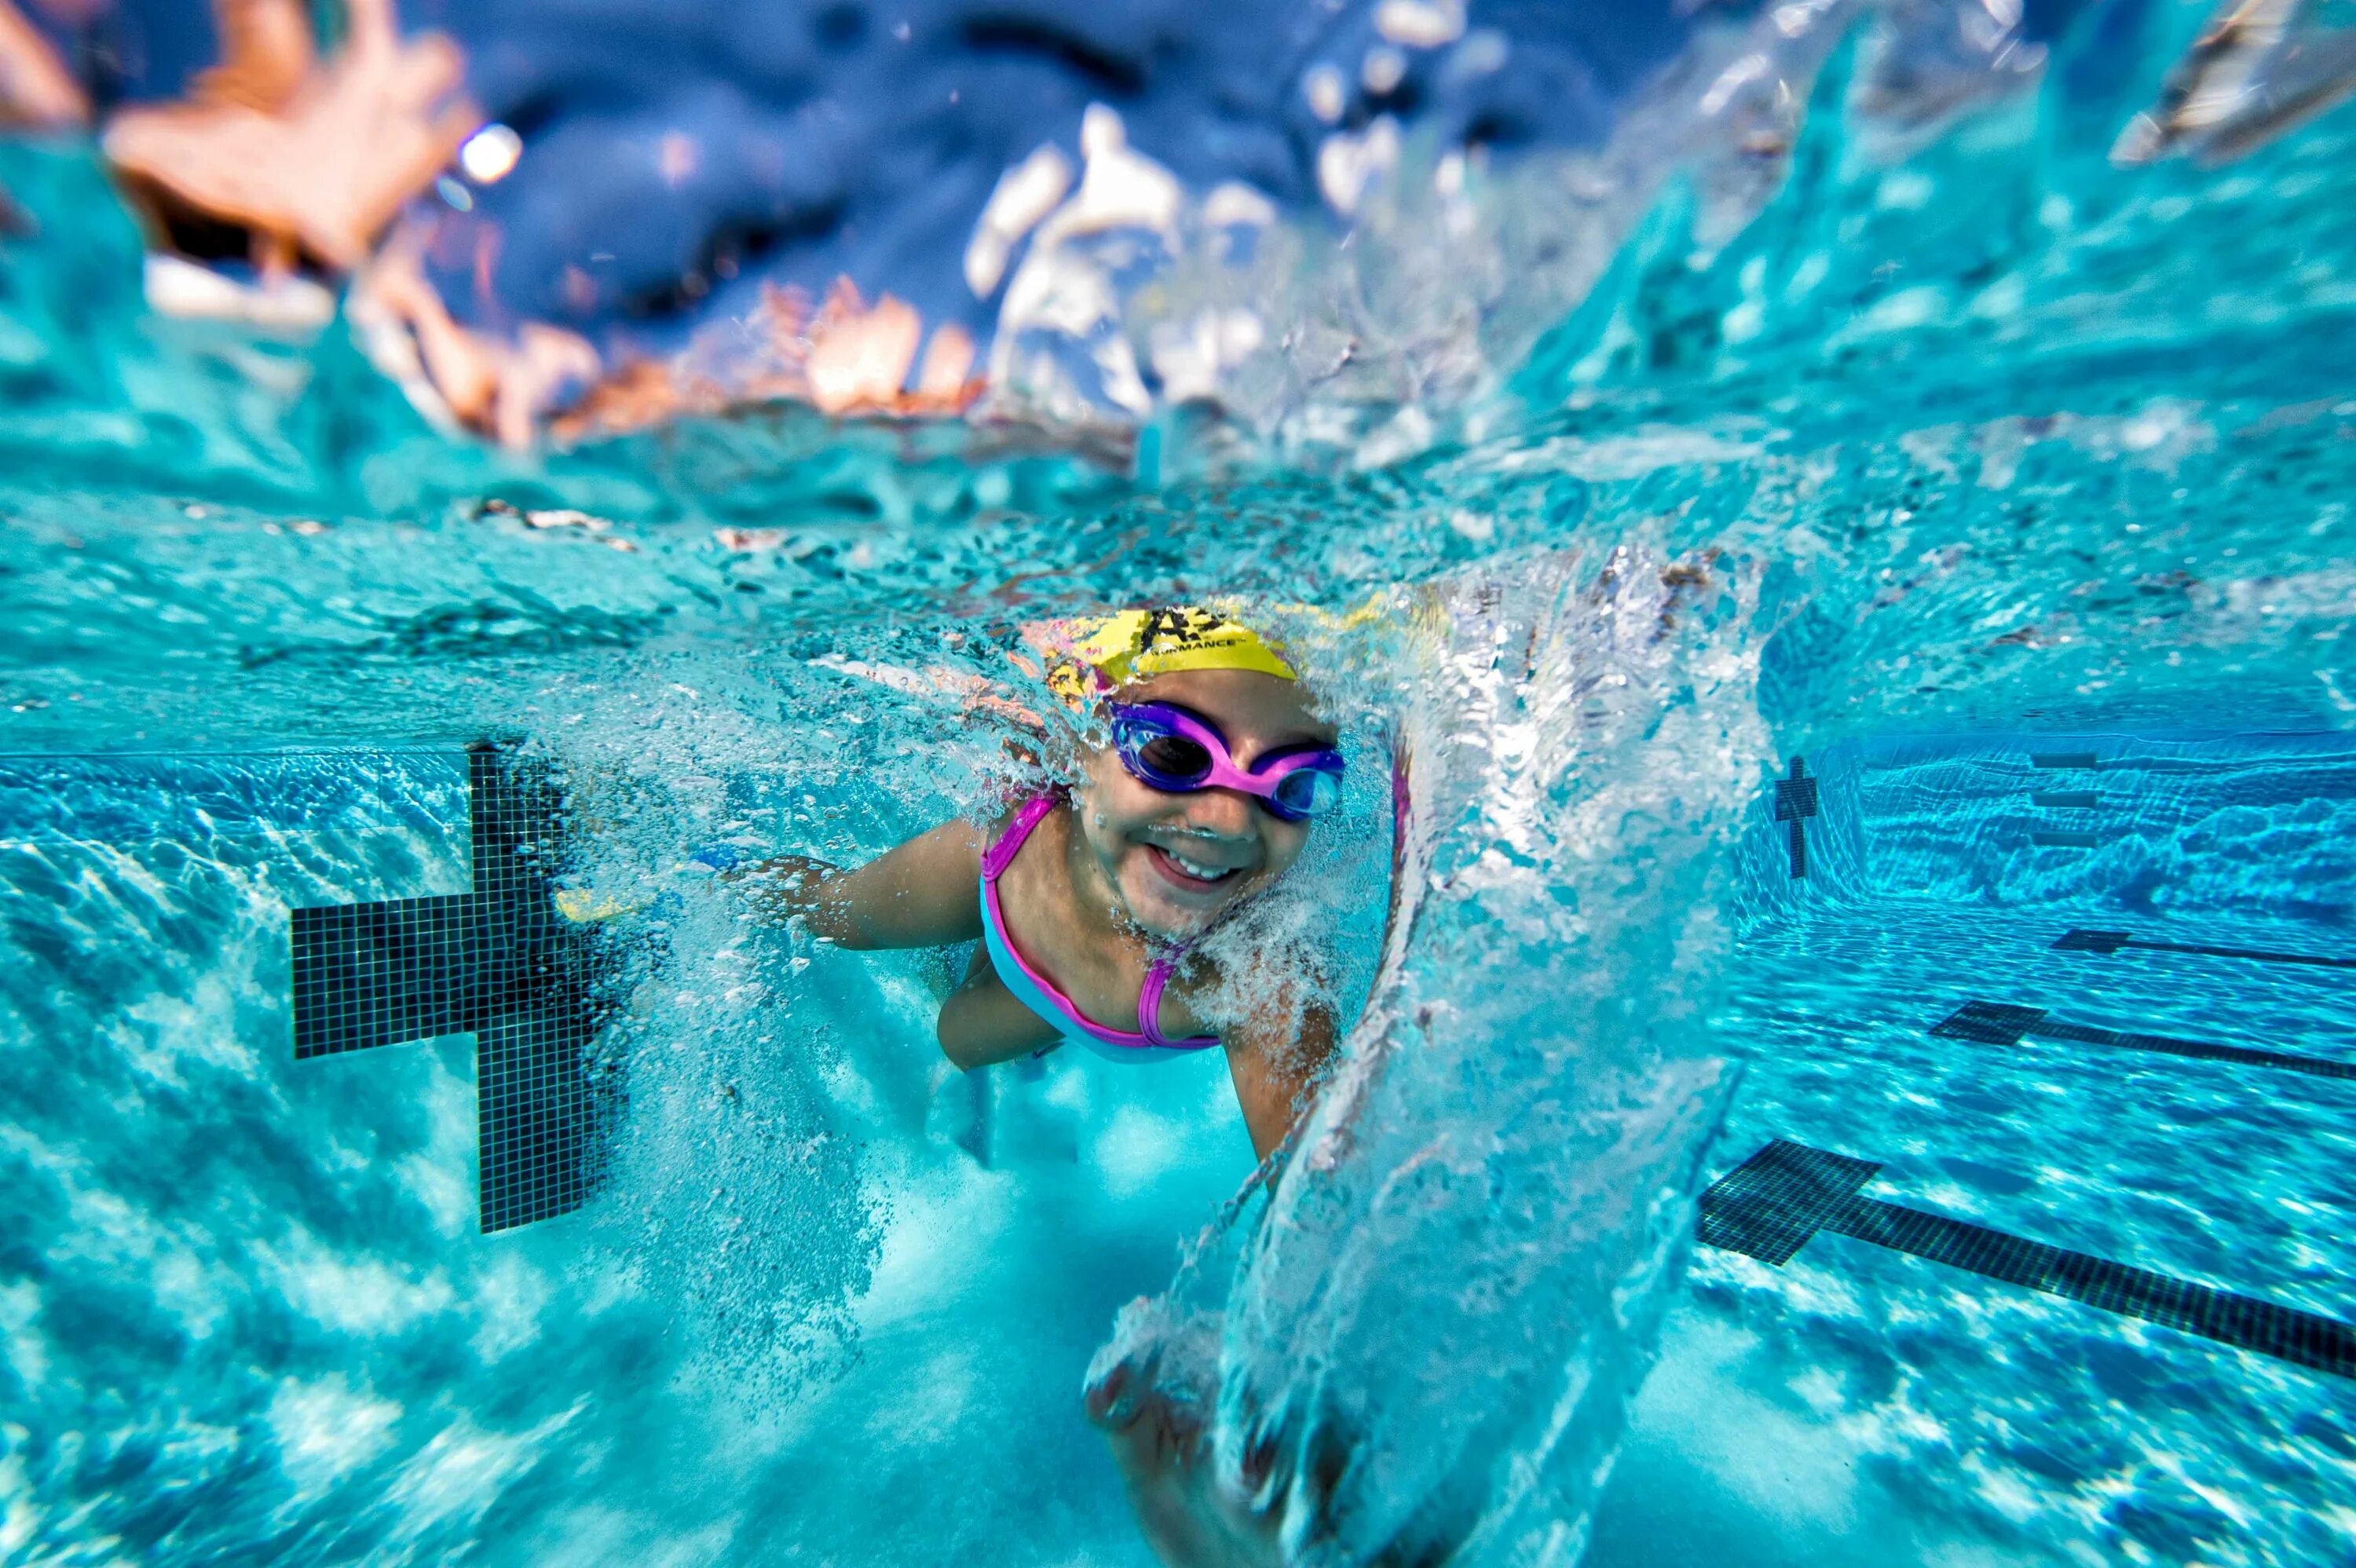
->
<box><xmin>742</xmin><ymin>609</ymin><xmax>1345</xmax><ymax>1160</ymax></box>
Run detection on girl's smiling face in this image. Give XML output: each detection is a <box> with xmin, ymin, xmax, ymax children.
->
<box><xmin>1072</xmin><ymin>667</ymin><xmax>1336</xmax><ymax>938</ymax></box>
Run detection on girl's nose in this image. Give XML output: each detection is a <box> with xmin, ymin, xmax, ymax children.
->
<box><xmin>1177</xmin><ymin>788</ymin><xmax>1256</xmax><ymax>838</ymax></box>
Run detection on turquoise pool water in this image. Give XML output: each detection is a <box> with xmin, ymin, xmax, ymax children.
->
<box><xmin>4</xmin><ymin>7</ymin><xmax>2356</xmax><ymax>1566</ymax></box>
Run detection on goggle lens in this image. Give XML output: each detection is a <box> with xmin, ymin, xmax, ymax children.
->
<box><xmin>1134</xmin><ymin>732</ymin><xmax>1213</xmax><ymax>782</ymax></box>
<box><xmin>1269</xmin><ymin>766</ymin><xmax>1344</xmax><ymax>821</ymax></box>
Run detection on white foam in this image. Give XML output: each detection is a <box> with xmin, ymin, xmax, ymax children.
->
<box><xmin>268</xmin><ymin>1374</ymin><xmax>401</xmax><ymax>1507</ymax></box>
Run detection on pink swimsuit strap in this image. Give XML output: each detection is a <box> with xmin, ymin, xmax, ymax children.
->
<box><xmin>980</xmin><ymin>793</ymin><xmax>1218</xmax><ymax>1054</ymax></box>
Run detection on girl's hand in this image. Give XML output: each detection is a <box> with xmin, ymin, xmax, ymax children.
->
<box><xmin>730</xmin><ymin>853</ymin><xmax>847</xmax><ymax>925</ymax></box>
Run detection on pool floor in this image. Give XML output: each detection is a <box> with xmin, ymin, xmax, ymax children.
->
<box><xmin>1593</xmin><ymin>901</ymin><xmax>2356</xmax><ymax>1566</ymax></box>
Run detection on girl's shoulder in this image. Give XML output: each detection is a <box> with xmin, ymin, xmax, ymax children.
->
<box><xmin>1159</xmin><ymin>940</ymin><xmax>1243</xmax><ymax>1025</ymax></box>
<box><xmin>976</xmin><ymin>790</ymin><xmax>1059</xmax><ymax>867</ymax></box>
<box><xmin>1168</xmin><ymin>938</ymin><xmax>1333</xmax><ymax>1029</ymax></box>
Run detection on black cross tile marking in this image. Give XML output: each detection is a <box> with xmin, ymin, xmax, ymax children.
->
<box><xmin>1773</xmin><ymin>758</ymin><xmax>1819</xmax><ymax>880</ymax></box>
<box><xmin>1930</xmin><ymin>1000</ymin><xmax>2051</xmax><ymax>1046</ymax></box>
<box><xmin>1696</xmin><ymin>1139</ymin><xmax>1881</xmax><ymax>1265</ymax></box>
<box><xmin>479</xmin><ymin>1010</ymin><xmax>602</xmax><ymax>1230</ymax></box>
<box><xmin>1931</xmin><ymin>1000</ymin><xmax>2356</xmax><ymax>1081</ymax></box>
<box><xmin>288</xmin><ymin>895</ymin><xmax>481</xmax><ymax>1057</ymax></box>
<box><xmin>2054</xmin><ymin>928</ymin><xmax>2355</xmax><ymax>972</ymax></box>
<box><xmin>1699</xmin><ymin>1140</ymin><xmax>2356</xmax><ymax>1381</ymax></box>
<box><xmin>290</xmin><ymin>743</ymin><xmax>620</xmax><ymax>1232</ymax></box>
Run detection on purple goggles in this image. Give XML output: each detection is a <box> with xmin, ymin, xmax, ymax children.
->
<box><xmin>1107</xmin><ymin>702</ymin><xmax>1346</xmax><ymax>822</ymax></box>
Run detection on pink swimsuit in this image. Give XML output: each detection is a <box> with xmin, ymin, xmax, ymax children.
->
<box><xmin>977</xmin><ymin>794</ymin><xmax>1220</xmax><ymax>1065</ymax></box>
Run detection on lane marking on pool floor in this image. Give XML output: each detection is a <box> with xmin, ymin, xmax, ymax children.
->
<box><xmin>1698</xmin><ymin>1140</ymin><xmax>2356</xmax><ymax>1381</ymax></box>
<box><xmin>2054</xmin><ymin>927</ymin><xmax>2355</xmax><ymax>971</ymax></box>
<box><xmin>1930</xmin><ymin>1000</ymin><xmax>2356</xmax><ymax>1081</ymax></box>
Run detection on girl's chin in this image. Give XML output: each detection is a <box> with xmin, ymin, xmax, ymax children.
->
<box><xmin>1121</xmin><ymin>864</ymin><xmax>1239</xmax><ymax>935</ymax></box>
<box><xmin>1124</xmin><ymin>894</ymin><xmax>1218</xmax><ymax>940</ymax></box>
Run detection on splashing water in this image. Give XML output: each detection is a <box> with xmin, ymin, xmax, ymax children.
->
<box><xmin>1086</xmin><ymin>552</ymin><xmax>1759</xmax><ymax>1563</ymax></box>
<box><xmin>2</xmin><ymin>2</ymin><xmax>2354</xmax><ymax>1565</ymax></box>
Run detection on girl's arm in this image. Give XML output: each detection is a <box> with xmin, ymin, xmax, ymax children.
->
<box><xmin>1207</xmin><ymin>736</ymin><xmax>1414</xmax><ymax>1164</ymax></box>
<box><xmin>737</xmin><ymin>819</ymin><xmax>989</xmax><ymax>950</ymax></box>
<box><xmin>1219</xmin><ymin>989</ymin><xmax>1338</xmax><ymax>1162</ymax></box>
<box><xmin>937</xmin><ymin>942</ymin><xmax>1061</xmax><ymax>1069</ymax></box>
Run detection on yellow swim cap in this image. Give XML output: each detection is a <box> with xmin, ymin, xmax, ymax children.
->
<box><xmin>1044</xmin><ymin>606</ymin><xmax>1297</xmax><ymax>702</ymax></box>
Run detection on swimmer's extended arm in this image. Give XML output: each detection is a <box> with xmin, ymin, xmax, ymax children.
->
<box><xmin>1215</xmin><ymin>721</ymin><xmax>1409</xmax><ymax>1164</ymax></box>
<box><xmin>1222</xmin><ymin>992</ymin><xmax>1338</xmax><ymax>1163</ymax></box>
<box><xmin>736</xmin><ymin>820</ymin><xmax>988</xmax><ymax>950</ymax></box>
